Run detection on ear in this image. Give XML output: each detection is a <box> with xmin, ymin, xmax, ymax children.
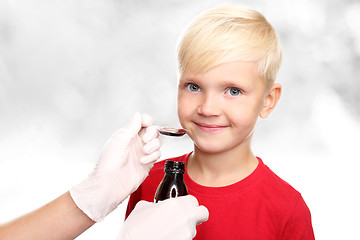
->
<box><xmin>260</xmin><ymin>83</ymin><xmax>282</xmax><ymax>118</ymax></box>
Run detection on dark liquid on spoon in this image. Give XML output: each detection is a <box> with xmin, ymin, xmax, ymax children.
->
<box><xmin>158</xmin><ymin>127</ymin><xmax>187</xmax><ymax>137</ymax></box>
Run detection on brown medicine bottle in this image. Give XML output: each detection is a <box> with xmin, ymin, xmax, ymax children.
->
<box><xmin>154</xmin><ymin>160</ymin><xmax>188</xmax><ymax>203</ymax></box>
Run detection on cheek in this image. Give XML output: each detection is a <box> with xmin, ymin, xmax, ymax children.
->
<box><xmin>177</xmin><ymin>94</ymin><xmax>190</xmax><ymax>124</ymax></box>
<box><xmin>177</xmin><ymin>91</ymin><xmax>196</xmax><ymax>110</ymax></box>
<box><xmin>177</xmin><ymin>105</ymin><xmax>185</xmax><ymax>124</ymax></box>
<box><xmin>226</xmin><ymin>103</ymin><xmax>260</xmax><ymax>128</ymax></box>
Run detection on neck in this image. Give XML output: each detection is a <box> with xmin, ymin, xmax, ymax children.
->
<box><xmin>187</xmin><ymin>137</ymin><xmax>258</xmax><ymax>187</ymax></box>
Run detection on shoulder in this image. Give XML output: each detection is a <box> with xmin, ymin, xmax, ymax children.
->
<box><xmin>259</xmin><ymin>160</ymin><xmax>313</xmax><ymax>233</ymax></box>
<box><xmin>257</xmin><ymin>159</ymin><xmax>304</xmax><ymax>211</ymax></box>
<box><xmin>261</xmin><ymin>161</ymin><xmax>301</xmax><ymax>198</ymax></box>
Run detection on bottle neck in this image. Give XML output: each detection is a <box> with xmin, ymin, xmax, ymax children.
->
<box><xmin>164</xmin><ymin>171</ymin><xmax>184</xmax><ymax>179</ymax></box>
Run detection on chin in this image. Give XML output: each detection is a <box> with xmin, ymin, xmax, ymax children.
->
<box><xmin>194</xmin><ymin>142</ymin><xmax>229</xmax><ymax>154</ymax></box>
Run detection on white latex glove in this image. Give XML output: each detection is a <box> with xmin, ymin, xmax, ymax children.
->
<box><xmin>70</xmin><ymin>112</ymin><xmax>161</xmax><ymax>222</ymax></box>
<box><xmin>118</xmin><ymin>195</ymin><xmax>209</xmax><ymax>240</ymax></box>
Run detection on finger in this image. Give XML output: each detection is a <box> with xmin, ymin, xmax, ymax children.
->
<box><xmin>180</xmin><ymin>195</ymin><xmax>200</xmax><ymax>206</ymax></box>
<box><xmin>134</xmin><ymin>200</ymin><xmax>152</xmax><ymax>210</ymax></box>
<box><xmin>141</xmin><ymin>113</ymin><xmax>153</xmax><ymax>127</ymax></box>
<box><xmin>195</xmin><ymin>205</ymin><xmax>209</xmax><ymax>225</ymax></box>
<box><xmin>140</xmin><ymin>150</ymin><xmax>161</xmax><ymax>164</ymax></box>
<box><xmin>125</xmin><ymin>112</ymin><xmax>142</xmax><ymax>136</ymax></box>
<box><xmin>143</xmin><ymin>138</ymin><xmax>162</xmax><ymax>155</ymax></box>
<box><xmin>142</xmin><ymin>125</ymin><xmax>159</xmax><ymax>144</ymax></box>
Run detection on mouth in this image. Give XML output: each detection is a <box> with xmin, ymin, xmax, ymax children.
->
<box><xmin>193</xmin><ymin>122</ymin><xmax>228</xmax><ymax>132</ymax></box>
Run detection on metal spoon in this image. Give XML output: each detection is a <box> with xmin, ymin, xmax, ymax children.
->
<box><xmin>157</xmin><ymin>126</ymin><xmax>187</xmax><ymax>137</ymax></box>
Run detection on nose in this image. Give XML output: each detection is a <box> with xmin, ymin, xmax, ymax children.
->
<box><xmin>197</xmin><ymin>92</ymin><xmax>221</xmax><ymax>117</ymax></box>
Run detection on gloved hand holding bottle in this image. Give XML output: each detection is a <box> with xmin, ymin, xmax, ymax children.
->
<box><xmin>118</xmin><ymin>195</ymin><xmax>209</xmax><ymax>240</ymax></box>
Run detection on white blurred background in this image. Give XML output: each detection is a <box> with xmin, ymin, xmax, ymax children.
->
<box><xmin>1</xmin><ymin>0</ymin><xmax>359</xmax><ymax>239</ymax></box>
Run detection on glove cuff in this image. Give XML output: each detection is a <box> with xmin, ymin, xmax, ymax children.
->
<box><xmin>69</xmin><ymin>175</ymin><xmax>124</xmax><ymax>222</ymax></box>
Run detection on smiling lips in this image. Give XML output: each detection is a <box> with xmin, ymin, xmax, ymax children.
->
<box><xmin>194</xmin><ymin>122</ymin><xmax>228</xmax><ymax>132</ymax></box>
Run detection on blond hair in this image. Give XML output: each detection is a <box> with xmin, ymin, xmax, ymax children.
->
<box><xmin>177</xmin><ymin>5</ymin><xmax>282</xmax><ymax>87</ymax></box>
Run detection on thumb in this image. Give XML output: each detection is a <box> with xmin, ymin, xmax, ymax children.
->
<box><xmin>195</xmin><ymin>205</ymin><xmax>209</xmax><ymax>225</ymax></box>
<box><xmin>134</xmin><ymin>200</ymin><xmax>152</xmax><ymax>210</ymax></box>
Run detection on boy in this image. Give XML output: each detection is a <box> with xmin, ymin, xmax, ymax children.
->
<box><xmin>126</xmin><ymin>4</ymin><xmax>315</xmax><ymax>240</ymax></box>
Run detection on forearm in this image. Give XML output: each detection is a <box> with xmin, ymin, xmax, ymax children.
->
<box><xmin>0</xmin><ymin>192</ymin><xmax>94</xmax><ymax>240</ymax></box>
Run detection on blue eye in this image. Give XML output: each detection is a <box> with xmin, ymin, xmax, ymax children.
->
<box><xmin>186</xmin><ymin>83</ymin><xmax>200</xmax><ymax>92</ymax></box>
<box><xmin>226</xmin><ymin>87</ymin><xmax>242</xmax><ymax>96</ymax></box>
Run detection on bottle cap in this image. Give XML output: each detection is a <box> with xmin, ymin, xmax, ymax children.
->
<box><xmin>164</xmin><ymin>160</ymin><xmax>185</xmax><ymax>174</ymax></box>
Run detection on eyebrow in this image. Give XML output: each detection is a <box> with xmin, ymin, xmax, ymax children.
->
<box><xmin>178</xmin><ymin>77</ymin><xmax>200</xmax><ymax>85</ymax></box>
<box><xmin>179</xmin><ymin>75</ymin><xmax>197</xmax><ymax>81</ymax></box>
<box><xmin>219</xmin><ymin>79</ymin><xmax>250</xmax><ymax>88</ymax></box>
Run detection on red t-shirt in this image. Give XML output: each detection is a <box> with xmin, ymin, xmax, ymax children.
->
<box><xmin>126</xmin><ymin>153</ymin><xmax>315</xmax><ymax>240</ymax></box>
